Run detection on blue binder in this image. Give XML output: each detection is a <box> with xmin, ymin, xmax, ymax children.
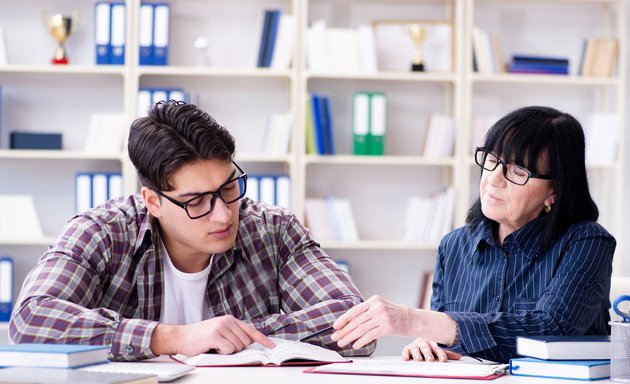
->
<box><xmin>109</xmin><ymin>2</ymin><xmax>126</xmax><ymax>65</ymax></box>
<box><xmin>94</xmin><ymin>2</ymin><xmax>111</xmax><ymax>65</ymax></box>
<box><xmin>138</xmin><ymin>2</ymin><xmax>154</xmax><ymax>65</ymax></box>
<box><xmin>0</xmin><ymin>256</ymin><xmax>13</xmax><ymax>322</ymax></box>
<box><xmin>152</xmin><ymin>3</ymin><xmax>170</xmax><ymax>66</ymax></box>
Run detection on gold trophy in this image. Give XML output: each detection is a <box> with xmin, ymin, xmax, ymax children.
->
<box><xmin>408</xmin><ymin>23</ymin><xmax>427</xmax><ymax>71</ymax></box>
<box><xmin>44</xmin><ymin>12</ymin><xmax>78</xmax><ymax>65</ymax></box>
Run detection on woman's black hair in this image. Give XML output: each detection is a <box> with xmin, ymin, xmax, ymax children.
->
<box><xmin>467</xmin><ymin>106</ymin><xmax>598</xmax><ymax>250</ymax></box>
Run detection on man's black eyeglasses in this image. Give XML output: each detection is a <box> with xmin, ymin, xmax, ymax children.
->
<box><xmin>474</xmin><ymin>147</ymin><xmax>552</xmax><ymax>186</ymax></box>
<box><xmin>157</xmin><ymin>161</ymin><xmax>247</xmax><ymax>219</ymax></box>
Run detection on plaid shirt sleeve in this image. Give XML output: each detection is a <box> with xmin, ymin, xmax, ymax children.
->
<box><xmin>9</xmin><ymin>207</ymin><xmax>159</xmax><ymax>361</ymax></box>
<box><xmin>241</xmin><ymin>211</ymin><xmax>376</xmax><ymax>357</ymax></box>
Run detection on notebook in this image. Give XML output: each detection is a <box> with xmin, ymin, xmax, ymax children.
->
<box><xmin>80</xmin><ymin>361</ymin><xmax>194</xmax><ymax>382</ymax></box>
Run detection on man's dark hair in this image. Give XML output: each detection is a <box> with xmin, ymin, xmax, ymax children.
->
<box><xmin>467</xmin><ymin>105</ymin><xmax>599</xmax><ymax>250</ymax></box>
<box><xmin>128</xmin><ymin>100</ymin><xmax>236</xmax><ymax>192</ymax></box>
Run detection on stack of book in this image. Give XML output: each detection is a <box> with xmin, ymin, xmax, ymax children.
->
<box><xmin>304</xmin><ymin>197</ymin><xmax>358</xmax><ymax>242</ymax></box>
<box><xmin>423</xmin><ymin>113</ymin><xmax>455</xmax><ymax>158</ymax></box>
<box><xmin>402</xmin><ymin>188</ymin><xmax>455</xmax><ymax>244</ymax></box>
<box><xmin>507</xmin><ymin>55</ymin><xmax>569</xmax><ymax>75</ymax></box>
<box><xmin>579</xmin><ymin>37</ymin><xmax>618</xmax><ymax>77</ymax></box>
<box><xmin>509</xmin><ymin>335</ymin><xmax>611</xmax><ymax>381</ymax></box>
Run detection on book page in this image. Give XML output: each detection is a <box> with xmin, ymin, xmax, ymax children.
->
<box><xmin>263</xmin><ymin>338</ymin><xmax>347</xmax><ymax>365</ymax></box>
<box><xmin>172</xmin><ymin>348</ymin><xmax>269</xmax><ymax>367</ymax></box>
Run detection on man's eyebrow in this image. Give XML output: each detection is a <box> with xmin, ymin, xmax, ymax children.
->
<box><xmin>175</xmin><ymin>169</ymin><xmax>238</xmax><ymax>198</ymax></box>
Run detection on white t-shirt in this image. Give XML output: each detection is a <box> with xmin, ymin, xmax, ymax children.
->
<box><xmin>159</xmin><ymin>241</ymin><xmax>211</xmax><ymax>325</ymax></box>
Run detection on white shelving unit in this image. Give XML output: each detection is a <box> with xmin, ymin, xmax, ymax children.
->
<box><xmin>0</xmin><ymin>0</ymin><xmax>626</xmax><ymax>353</ymax></box>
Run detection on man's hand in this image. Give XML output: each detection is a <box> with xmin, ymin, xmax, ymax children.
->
<box><xmin>151</xmin><ymin>315</ymin><xmax>275</xmax><ymax>356</ymax></box>
<box><xmin>402</xmin><ymin>337</ymin><xmax>461</xmax><ymax>362</ymax></box>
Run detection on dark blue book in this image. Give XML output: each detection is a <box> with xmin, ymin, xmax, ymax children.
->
<box><xmin>0</xmin><ymin>344</ymin><xmax>109</xmax><ymax>368</ymax></box>
<box><xmin>319</xmin><ymin>96</ymin><xmax>335</xmax><ymax>155</ymax></box>
<box><xmin>512</xmin><ymin>55</ymin><xmax>570</xmax><ymax>65</ymax></box>
<box><xmin>256</xmin><ymin>10</ymin><xmax>274</xmax><ymax>67</ymax></box>
<box><xmin>263</xmin><ymin>10</ymin><xmax>282</xmax><ymax>67</ymax></box>
<box><xmin>10</xmin><ymin>132</ymin><xmax>62</xmax><ymax>150</ymax></box>
<box><xmin>510</xmin><ymin>358</ymin><xmax>610</xmax><ymax>380</ymax></box>
<box><xmin>310</xmin><ymin>94</ymin><xmax>326</xmax><ymax>155</ymax></box>
<box><xmin>516</xmin><ymin>335</ymin><xmax>610</xmax><ymax>360</ymax></box>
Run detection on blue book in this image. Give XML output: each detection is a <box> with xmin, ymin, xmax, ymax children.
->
<box><xmin>512</xmin><ymin>55</ymin><xmax>570</xmax><ymax>65</ymax></box>
<box><xmin>319</xmin><ymin>95</ymin><xmax>334</xmax><ymax>154</ymax></box>
<box><xmin>9</xmin><ymin>132</ymin><xmax>62</xmax><ymax>150</ymax></box>
<box><xmin>510</xmin><ymin>358</ymin><xmax>610</xmax><ymax>381</ymax></box>
<box><xmin>516</xmin><ymin>335</ymin><xmax>610</xmax><ymax>360</ymax></box>
<box><xmin>256</xmin><ymin>10</ymin><xmax>274</xmax><ymax>67</ymax></box>
<box><xmin>310</xmin><ymin>94</ymin><xmax>326</xmax><ymax>155</ymax></box>
<box><xmin>0</xmin><ymin>256</ymin><xmax>13</xmax><ymax>322</ymax></box>
<box><xmin>0</xmin><ymin>344</ymin><xmax>109</xmax><ymax>368</ymax></box>
<box><xmin>264</xmin><ymin>10</ymin><xmax>281</xmax><ymax>67</ymax></box>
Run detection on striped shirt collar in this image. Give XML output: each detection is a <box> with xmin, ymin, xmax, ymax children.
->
<box><xmin>472</xmin><ymin>215</ymin><xmax>545</xmax><ymax>260</ymax></box>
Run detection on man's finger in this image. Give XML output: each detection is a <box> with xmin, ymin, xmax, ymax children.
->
<box><xmin>241</xmin><ymin>323</ymin><xmax>276</xmax><ymax>349</ymax></box>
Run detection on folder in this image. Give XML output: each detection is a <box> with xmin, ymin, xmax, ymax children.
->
<box><xmin>0</xmin><ymin>256</ymin><xmax>13</xmax><ymax>322</ymax></box>
<box><xmin>109</xmin><ymin>2</ymin><xmax>126</xmax><ymax>65</ymax></box>
<box><xmin>275</xmin><ymin>175</ymin><xmax>291</xmax><ymax>209</ymax></box>
<box><xmin>92</xmin><ymin>173</ymin><xmax>109</xmax><ymax>208</ymax></box>
<box><xmin>152</xmin><ymin>3</ymin><xmax>170</xmax><ymax>66</ymax></box>
<box><xmin>352</xmin><ymin>92</ymin><xmax>370</xmax><ymax>155</ymax></box>
<box><xmin>107</xmin><ymin>173</ymin><xmax>123</xmax><ymax>200</ymax></box>
<box><xmin>138</xmin><ymin>2</ymin><xmax>153</xmax><ymax>65</ymax></box>
<box><xmin>244</xmin><ymin>175</ymin><xmax>259</xmax><ymax>202</ymax></box>
<box><xmin>259</xmin><ymin>176</ymin><xmax>276</xmax><ymax>205</ymax></box>
<box><xmin>75</xmin><ymin>173</ymin><xmax>92</xmax><ymax>213</ymax></box>
<box><xmin>94</xmin><ymin>2</ymin><xmax>111</xmax><ymax>65</ymax></box>
<box><xmin>369</xmin><ymin>93</ymin><xmax>386</xmax><ymax>155</ymax></box>
<box><xmin>137</xmin><ymin>88</ymin><xmax>152</xmax><ymax>117</ymax></box>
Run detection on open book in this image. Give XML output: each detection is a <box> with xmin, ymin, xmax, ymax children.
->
<box><xmin>305</xmin><ymin>359</ymin><xmax>509</xmax><ymax>380</ymax></box>
<box><xmin>170</xmin><ymin>337</ymin><xmax>349</xmax><ymax>367</ymax></box>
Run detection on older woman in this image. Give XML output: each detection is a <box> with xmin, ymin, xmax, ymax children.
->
<box><xmin>331</xmin><ymin>106</ymin><xmax>616</xmax><ymax>363</ymax></box>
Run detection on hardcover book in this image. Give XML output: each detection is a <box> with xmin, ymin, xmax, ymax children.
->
<box><xmin>509</xmin><ymin>358</ymin><xmax>610</xmax><ymax>380</ymax></box>
<box><xmin>516</xmin><ymin>335</ymin><xmax>610</xmax><ymax>360</ymax></box>
<box><xmin>0</xmin><ymin>344</ymin><xmax>109</xmax><ymax>368</ymax></box>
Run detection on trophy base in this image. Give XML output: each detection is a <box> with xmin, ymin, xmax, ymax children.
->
<box><xmin>51</xmin><ymin>57</ymin><xmax>69</xmax><ymax>65</ymax></box>
<box><xmin>411</xmin><ymin>63</ymin><xmax>424</xmax><ymax>72</ymax></box>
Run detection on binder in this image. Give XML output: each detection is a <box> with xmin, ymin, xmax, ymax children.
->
<box><xmin>259</xmin><ymin>176</ymin><xmax>276</xmax><ymax>205</ymax></box>
<box><xmin>244</xmin><ymin>175</ymin><xmax>259</xmax><ymax>202</ymax></box>
<box><xmin>138</xmin><ymin>2</ymin><xmax>153</xmax><ymax>65</ymax></box>
<box><xmin>275</xmin><ymin>175</ymin><xmax>291</xmax><ymax>209</ymax></box>
<box><xmin>137</xmin><ymin>88</ymin><xmax>152</xmax><ymax>117</ymax></box>
<box><xmin>94</xmin><ymin>2</ymin><xmax>111</xmax><ymax>65</ymax></box>
<box><xmin>109</xmin><ymin>2</ymin><xmax>126</xmax><ymax>65</ymax></box>
<box><xmin>75</xmin><ymin>173</ymin><xmax>92</xmax><ymax>213</ymax></box>
<box><xmin>151</xmin><ymin>89</ymin><xmax>168</xmax><ymax>105</ymax></box>
<box><xmin>369</xmin><ymin>93</ymin><xmax>386</xmax><ymax>155</ymax></box>
<box><xmin>107</xmin><ymin>173</ymin><xmax>123</xmax><ymax>200</ymax></box>
<box><xmin>0</xmin><ymin>256</ymin><xmax>13</xmax><ymax>322</ymax></box>
<box><xmin>92</xmin><ymin>173</ymin><xmax>109</xmax><ymax>208</ymax></box>
<box><xmin>310</xmin><ymin>94</ymin><xmax>325</xmax><ymax>155</ymax></box>
<box><xmin>352</xmin><ymin>92</ymin><xmax>370</xmax><ymax>155</ymax></box>
<box><xmin>152</xmin><ymin>3</ymin><xmax>170</xmax><ymax>66</ymax></box>
<box><xmin>167</xmin><ymin>88</ymin><xmax>187</xmax><ymax>102</ymax></box>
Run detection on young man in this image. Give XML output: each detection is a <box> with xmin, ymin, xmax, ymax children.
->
<box><xmin>10</xmin><ymin>101</ymin><xmax>375</xmax><ymax>361</ymax></box>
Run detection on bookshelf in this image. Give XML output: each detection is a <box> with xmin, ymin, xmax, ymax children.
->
<box><xmin>0</xmin><ymin>0</ymin><xmax>626</xmax><ymax>353</ymax></box>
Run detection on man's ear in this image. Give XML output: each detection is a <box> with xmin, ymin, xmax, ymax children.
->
<box><xmin>141</xmin><ymin>187</ymin><xmax>163</xmax><ymax>218</ymax></box>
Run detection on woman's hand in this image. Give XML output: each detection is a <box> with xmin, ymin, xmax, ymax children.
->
<box><xmin>402</xmin><ymin>337</ymin><xmax>462</xmax><ymax>362</ymax></box>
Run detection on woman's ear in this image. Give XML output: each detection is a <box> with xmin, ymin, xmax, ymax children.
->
<box><xmin>141</xmin><ymin>187</ymin><xmax>163</xmax><ymax>218</ymax></box>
